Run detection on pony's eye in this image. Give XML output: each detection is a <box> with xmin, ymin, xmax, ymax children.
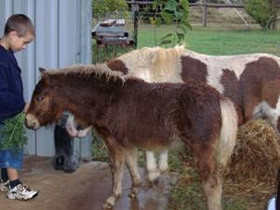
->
<box><xmin>37</xmin><ymin>96</ymin><xmax>44</xmax><ymax>101</ymax></box>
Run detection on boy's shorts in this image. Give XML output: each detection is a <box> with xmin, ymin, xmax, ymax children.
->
<box><xmin>0</xmin><ymin>124</ymin><xmax>23</xmax><ymax>170</ymax></box>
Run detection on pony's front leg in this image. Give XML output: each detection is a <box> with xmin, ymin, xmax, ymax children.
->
<box><xmin>103</xmin><ymin>143</ymin><xmax>125</xmax><ymax>209</ymax></box>
<box><xmin>125</xmin><ymin>148</ymin><xmax>141</xmax><ymax>198</ymax></box>
<box><xmin>146</xmin><ymin>151</ymin><xmax>160</xmax><ymax>183</ymax></box>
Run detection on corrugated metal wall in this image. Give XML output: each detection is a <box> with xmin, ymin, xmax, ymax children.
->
<box><xmin>0</xmin><ymin>0</ymin><xmax>92</xmax><ymax>158</ymax></box>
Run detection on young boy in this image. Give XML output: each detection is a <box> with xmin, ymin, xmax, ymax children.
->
<box><xmin>0</xmin><ymin>14</ymin><xmax>38</xmax><ymax>200</ymax></box>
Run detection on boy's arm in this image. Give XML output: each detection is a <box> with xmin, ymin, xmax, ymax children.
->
<box><xmin>0</xmin><ymin>63</ymin><xmax>25</xmax><ymax>116</ymax></box>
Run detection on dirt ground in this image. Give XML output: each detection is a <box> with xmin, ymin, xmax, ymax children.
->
<box><xmin>0</xmin><ymin>156</ymin><xmax>177</xmax><ymax>210</ymax></box>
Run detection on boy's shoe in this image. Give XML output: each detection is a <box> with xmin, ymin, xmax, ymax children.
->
<box><xmin>0</xmin><ymin>179</ymin><xmax>9</xmax><ymax>192</ymax></box>
<box><xmin>7</xmin><ymin>183</ymin><xmax>38</xmax><ymax>200</ymax></box>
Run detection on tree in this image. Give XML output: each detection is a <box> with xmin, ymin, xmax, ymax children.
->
<box><xmin>245</xmin><ymin>0</ymin><xmax>278</xmax><ymax>29</ymax></box>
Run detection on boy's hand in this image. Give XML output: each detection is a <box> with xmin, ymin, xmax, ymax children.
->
<box><xmin>23</xmin><ymin>103</ymin><xmax>30</xmax><ymax>113</ymax></box>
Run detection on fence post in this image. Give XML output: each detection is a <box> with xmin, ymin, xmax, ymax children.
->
<box><xmin>132</xmin><ymin>2</ymin><xmax>139</xmax><ymax>48</ymax></box>
<box><xmin>203</xmin><ymin>5</ymin><xmax>208</xmax><ymax>27</ymax></box>
<box><xmin>272</xmin><ymin>19</ymin><xmax>277</xmax><ymax>30</ymax></box>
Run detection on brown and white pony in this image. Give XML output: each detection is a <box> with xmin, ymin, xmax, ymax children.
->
<box><xmin>67</xmin><ymin>46</ymin><xmax>280</xmax><ymax>183</ymax></box>
<box><xmin>25</xmin><ymin>65</ymin><xmax>238</xmax><ymax>210</ymax></box>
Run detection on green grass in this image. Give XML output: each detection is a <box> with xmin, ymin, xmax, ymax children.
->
<box><xmin>137</xmin><ymin>25</ymin><xmax>280</xmax><ymax>56</ymax></box>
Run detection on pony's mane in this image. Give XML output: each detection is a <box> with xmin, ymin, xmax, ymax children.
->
<box><xmin>118</xmin><ymin>45</ymin><xmax>187</xmax><ymax>64</ymax></box>
<box><xmin>46</xmin><ymin>64</ymin><xmax>126</xmax><ymax>82</ymax></box>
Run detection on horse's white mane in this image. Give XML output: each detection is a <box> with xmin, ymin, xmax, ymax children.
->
<box><xmin>116</xmin><ymin>45</ymin><xmax>188</xmax><ymax>83</ymax></box>
<box><xmin>118</xmin><ymin>45</ymin><xmax>187</xmax><ymax>64</ymax></box>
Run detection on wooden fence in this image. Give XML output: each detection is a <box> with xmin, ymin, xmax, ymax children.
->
<box><xmin>189</xmin><ymin>3</ymin><xmax>245</xmax><ymax>27</ymax></box>
<box><xmin>127</xmin><ymin>1</ymin><xmax>249</xmax><ymax>27</ymax></box>
<box><xmin>126</xmin><ymin>1</ymin><xmax>263</xmax><ymax>28</ymax></box>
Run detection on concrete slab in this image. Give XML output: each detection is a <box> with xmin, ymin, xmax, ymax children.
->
<box><xmin>0</xmin><ymin>156</ymin><xmax>177</xmax><ymax>210</ymax></box>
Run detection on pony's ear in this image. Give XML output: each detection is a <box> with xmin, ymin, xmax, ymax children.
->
<box><xmin>39</xmin><ymin>67</ymin><xmax>51</xmax><ymax>84</ymax></box>
<box><xmin>39</xmin><ymin>67</ymin><xmax>47</xmax><ymax>74</ymax></box>
<box><xmin>41</xmin><ymin>72</ymin><xmax>51</xmax><ymax>85</ymax></box>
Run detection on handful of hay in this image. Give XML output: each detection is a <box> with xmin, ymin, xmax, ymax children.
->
<box><xmin>0</xmin><ymin>112</ymin><xmax>27</xmax><ymax>150</ymax></box>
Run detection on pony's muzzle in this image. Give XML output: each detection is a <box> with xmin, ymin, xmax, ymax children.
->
<box><xmin>25</xmin><ymin>114</ymin><xmax>40</xmax><ymax>130</ymax></box>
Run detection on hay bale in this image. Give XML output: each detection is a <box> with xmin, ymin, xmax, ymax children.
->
<box><xmin>226</xmin><ymin>119</ymin><xmax>280</xmax><ymax>184</ymax></box>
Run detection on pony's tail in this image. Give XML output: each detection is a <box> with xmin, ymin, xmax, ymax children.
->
<box><xmin>217</xmin><ymin>98</ymin><xmax>238</xmax><ymax>168</ymax></box>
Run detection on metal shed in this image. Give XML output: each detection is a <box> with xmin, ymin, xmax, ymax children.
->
<box><xmin>0</xmin><ymin>0</ymin><xmax>92</xmax><ymax>158</ymax></box>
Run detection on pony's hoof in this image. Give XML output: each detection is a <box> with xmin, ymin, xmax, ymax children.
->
<box><xmin>129</xmin><ymin>192</ymin><xmax>137</xmax><ymax>199</ymax></box>
<box><xmin>103</xmin><ymin>203</ymin><xmax>113</xmax><ymax>209</ymax></box>
<box><xmin>147</xmin><ymin>170</ymin><xmax>160</xmax><ymax>183</ymax></box>
<box><xmin>103</xmin><ymin>196</ymin><xmax>116</xmax><ymax>209</ymax></box>
<box><xmin>159</xmin><ymin>166</ymin><xmax>169</xmax><ymax>173</ymax></box>
<box><xmin>129</xmin><ymin>187</ymin><xmax>139</xmax><ymax>199</ymax></box>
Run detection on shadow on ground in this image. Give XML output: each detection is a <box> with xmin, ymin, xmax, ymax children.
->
<box><xmin>0</xmin><ymin>156</ymin><xmax>177</xmax><ymax>210</ymax></box>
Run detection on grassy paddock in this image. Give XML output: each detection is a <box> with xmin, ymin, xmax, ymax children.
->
<box><xmin>137</xmin><ymin>25</ymin><xmax>280</xmax><ymax>56</ymax></box>
<box><xmin>92</xmin><ymin>26</ymin><xmax>280</xmax><ymax>210</ymax></box>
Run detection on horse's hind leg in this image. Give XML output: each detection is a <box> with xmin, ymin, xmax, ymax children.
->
<box><xmin>103</xmin><ymin>140</ymin><xmax>125</xmax><ymax>209</ymax></box>
<box><xmin>146</xmin><ymin>151</ymin><xmax>160</xmax><ymax>183</ymax></box>
<box><xmin>125</xmin><ymin>148</ymin><xmax>141</xmax><ymax>198</ymax></box>
<box><xmin>159</xmin><ymin>149</ymin><xmax>169</xmax><ymax>173</ymax></box>
<box><xmin>193</xmin><ymin>145</ymin><xmax>222</xmax><ymax>210</ymax></box>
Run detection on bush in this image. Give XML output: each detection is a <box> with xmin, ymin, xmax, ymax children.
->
<box><xmin>92</xmin><ymin>0</ymin><xmax>129</xmax><ymax>19</ymax></box>
<box><xmin>245</xmin><ymin>0</ymin><xmax>278</xmax><ymax>29</ymax></box>
<box><xmin>150</xmin><ymin>0</ymin><xmax>192</xmax><ymax>46</ymax></box>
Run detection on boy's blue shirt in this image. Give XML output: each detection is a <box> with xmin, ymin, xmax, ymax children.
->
<box><xmin>0</xmin><ymin>45</ymin><xmax>25</xmax><ymax>123</ymax></box>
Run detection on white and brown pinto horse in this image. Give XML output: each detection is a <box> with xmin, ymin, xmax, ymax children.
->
<box><xmin>67</xmin><ymin>46</ymin><xmax>280</xmax><ymax>183</ymax></box>
<box><xmin>25</xmin><ymin>65</ymin><xmax>238</xmax><ymax>210</ymax></box>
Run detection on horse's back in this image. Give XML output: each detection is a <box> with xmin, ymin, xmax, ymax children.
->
<box><xmin>111</xmin><ymin>47</ymin><xmax>280</xmax><ymax>87</ymax></box>
<box><xmin>181</xmin><ymin>51</ymin><xmax>280</xmax><ymax>82</ymax></box>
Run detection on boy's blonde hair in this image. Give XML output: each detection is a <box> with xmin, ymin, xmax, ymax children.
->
<box><xmin>4</xmin><ymin>14</ymin><xmax>35</xmax><ymax>37</ymax></box>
